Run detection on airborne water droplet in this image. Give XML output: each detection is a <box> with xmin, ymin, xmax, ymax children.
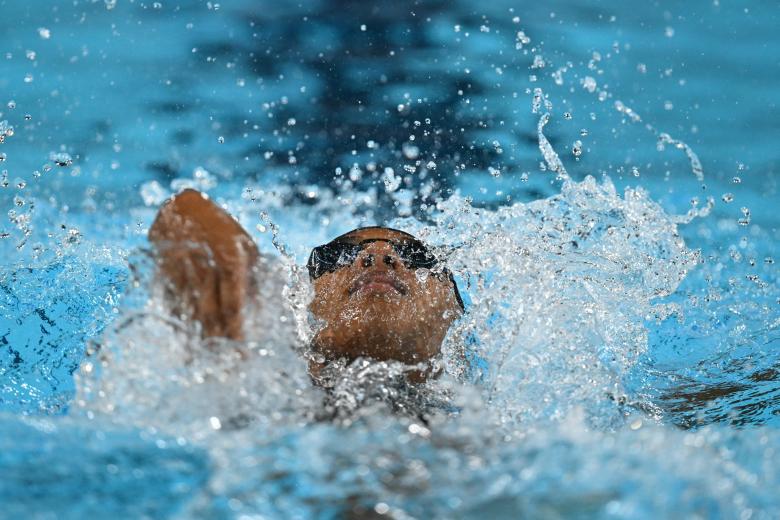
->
<box><xmin>572</xmin><ymin>140</ymin><xmax>583</xmax><ymax>158</ymax></box>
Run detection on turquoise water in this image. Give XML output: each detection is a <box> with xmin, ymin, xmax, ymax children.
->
<box><xmin>1</xmin><ymin>0</ymin><xmax>778</xmax><ymax>518</ymax></box>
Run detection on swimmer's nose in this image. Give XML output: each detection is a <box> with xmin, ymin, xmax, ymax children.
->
<box><xmin>360</xmin><ymin>253</ymin><xmax>398</xmax><ymax>269</ymax></box>
<box><xmin>358</xmin><ymin>243</ymin><xmax>400</xmax><ymax>270</ymax></box>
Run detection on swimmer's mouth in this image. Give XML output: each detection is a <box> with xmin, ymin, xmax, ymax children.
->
<box><xmin>349</xmin><ymin>271</ymin><xmax>408</xmax><ymax>296</ymax></box>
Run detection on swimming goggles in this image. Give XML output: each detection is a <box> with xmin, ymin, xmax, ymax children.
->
<box><xmin>307</xmin><ymin>226</ymin><xmax>465</xmax><ymax>310</ymax></box>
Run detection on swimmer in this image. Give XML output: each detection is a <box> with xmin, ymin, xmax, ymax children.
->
<box><xmin>148</xmin><ymin>189</ymin><xmax>464</xmax><ymax>383</ymax></box>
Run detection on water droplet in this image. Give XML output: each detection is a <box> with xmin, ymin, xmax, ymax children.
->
<box><xmin>402</xmin><ymin>143</ymin><xmax>419</xmax><ymax>160</ymax></box>
<box><xmin>738</xmin><ymin>207</ymin><xmax>751</xmax><ymax>226</ymax></box>
<box><xmin>581</xmin><ymin>76</ymin><xmax>597</xmax><ymax>93</ymax></box>
<box><xmin>572</xmin><ymin>140</ymin><xmax>583</xmax><ymax>158</ymax></box>
<box><xmin>515</xmin><ymin>31</ymin><xmax>531</xmax><ymax>49</ymax></box>
<box><xmin>140</xmin><ymin>180</ymin><xmax>170</xmax><ymax>206</ymax></box>
<box><xmin>49</xmin><ymin>152</ymin><xmax>73</xmax><ymax>167</ymax></box>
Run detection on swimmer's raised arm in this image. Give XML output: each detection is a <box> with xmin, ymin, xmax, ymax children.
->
<box><xmin>148</xmin><ymin>189</ymin><xmax>259</xmax><ymax>341</ymax></box>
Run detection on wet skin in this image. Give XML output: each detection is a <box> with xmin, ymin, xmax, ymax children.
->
<box><xmin>149</xmin><ymin>190</ymin><xmax>462</xmax><ymax>378</ymax></box>
<box><xmin>308</xmin><ymin>228</ymin><xmax>461</xmax><ymax>368</ymax></box>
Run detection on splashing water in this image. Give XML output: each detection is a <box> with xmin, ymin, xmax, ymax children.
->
<box><xmin>0</xmin><ymin>0</ymin><xmax>778</xmax><ymax>517</ymax></box>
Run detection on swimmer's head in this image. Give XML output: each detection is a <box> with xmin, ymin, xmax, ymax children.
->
<box><xmin>307</xmin><ymin>227</ymin><xmax>464</xmax><ymax>374</ymax></box>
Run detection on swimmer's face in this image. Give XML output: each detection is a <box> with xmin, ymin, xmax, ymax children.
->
<box><xmin>308</xmin><ymin>228</ymin><xmax>462</xmax><ymax>368</ymax></box>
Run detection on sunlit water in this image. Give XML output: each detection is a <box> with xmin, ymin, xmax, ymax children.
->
<box><xmin>1</xmin><ymin>1</ymin><xmax>778</xmax><ymax>518</ymax></box>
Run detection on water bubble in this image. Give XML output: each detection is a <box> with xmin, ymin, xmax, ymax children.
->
<box><xmin>0</xmin><ymin>153</ymin><xmax>6</xmax><ymax>162</ymax></box>
<box><xmin>104</xmin><ymin>0</ymin><xmax>117</xmax><ymax>9</ymax></box>
<box><xmin>580</xmin><ymin>128</ymin><xmax>589</xmax><ymax>137</ymax></box>
<box><xmin>153</xmin><ymin>1</ymin><xmax>162</xmax><ymax>8</ymax></box>
<box><xmin>25</xmin><ymin>50</ymin><xmax>36</xmax><ymax>61</ymax></box>
<box><xmin>489</xmin><ymin>166</ymin><xmax>501</xmax><ymax>177</ymax></box>
<box><xmin>24</xmin><ymin>74</ymin><xmax>34</xmax><ymax>83</ymax></box>
<box><xmin>721</xmin><ymin>193</ymin><xmax>734</xmax><ymax>203</ymax></box>
<box><xmin>360</xmin><ymin>24</ymin><xmax>367</xmax><ymax>32</ymax></box>
<box><xmin>6</xmin><ymin>101</ymin><xmax>15</xmax><ymax>110</ymax></box>
<box><xmin>563</xmin><ymin>112</ymin><xmax>572</xmax><ymax>120</ymax></box>
<box><xmin>632</xmin><ymin>166</ymin><xmax>640</xmax><ymax>177</ymax></box>
<box><xmin>732</xmin><ymin>176</ymin><xmax>742</xmax><ymax>184</ymax></box>
<box><xmin>37</xmin><ymin>27</ymin><xmax>51</xmax><ymax>39</ymax></box>
<box><xmin>217</xmin><ymin>136</ymin><xmax>225</xmax><ymax>144</ymax></box>
<box><xmin>426</xmin><ymin>160</ymin><xmax>437</xmax><ymax>170</ymax></box>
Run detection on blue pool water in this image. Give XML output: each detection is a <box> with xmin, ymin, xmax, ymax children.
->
<box><xmin>1</xmin><ymin>0</ymin><xmax>778</xmax><ymax>518</ymax></box>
